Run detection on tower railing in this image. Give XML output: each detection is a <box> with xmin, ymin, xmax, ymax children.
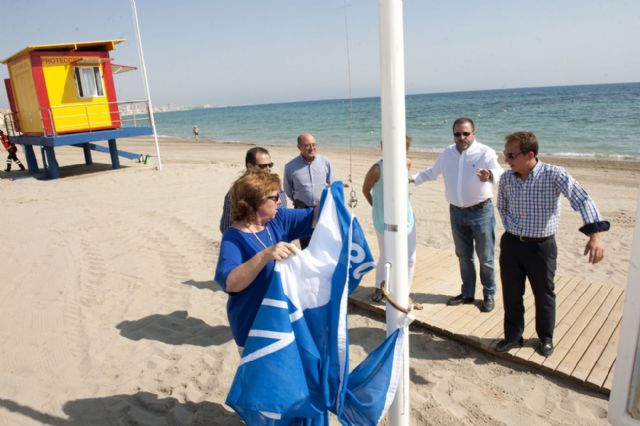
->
<box><xmin>2</xmin><ymin>100</ymin><xmax>152</xmax><ymax>137</ymax></box>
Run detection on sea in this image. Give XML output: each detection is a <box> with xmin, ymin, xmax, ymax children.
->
<box><xmin>153</xmin><ymin>82</ymin><xmax>640</xmax><ymax>159</ymax></box>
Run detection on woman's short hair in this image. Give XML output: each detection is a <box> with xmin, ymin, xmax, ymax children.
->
<box><xmin>504</xmin><ymin>131</ymin><xmax>539</xmax><ymax>156</ymax></box>
<box><xmin>231</xmin><ymin>170</ymin><xmax>282</xmax><ymax>222</ymax></box>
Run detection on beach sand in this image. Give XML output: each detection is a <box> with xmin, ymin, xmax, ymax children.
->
<box><xmin>0</xmin><ymin>138</ymin><xmax>638</xmax><ymax>425</ymax></box>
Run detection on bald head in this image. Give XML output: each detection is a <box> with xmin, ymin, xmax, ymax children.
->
<box><xmin>297</xmin><ymin>132</ymin><xmax>318</xmax><ymax>162</ymax></box>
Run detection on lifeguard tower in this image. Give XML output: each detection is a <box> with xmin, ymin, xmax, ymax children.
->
<box><xmin>1</xmin><ymin>39</ymin><xmax>153</xmax><ymax>179</ymax></box>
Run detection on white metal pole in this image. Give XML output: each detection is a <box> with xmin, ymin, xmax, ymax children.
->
<box><xmin>130</xmin><ymin>0</ymin><xmax>163</xmax><ymax>170</ymax></box>
<box><xmin>378</xmin><ymin>0</ymin><xmax>410</xmax><ymax>424</ymax></box>
<box><xmin>608</xmin><ymin>189</ymin><xmax>640</xmax><ymax>426</ymax></box>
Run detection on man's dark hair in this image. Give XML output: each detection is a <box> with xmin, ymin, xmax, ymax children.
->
<box><xmin>245</xmin><ymin>147</ymin><xmax>270</xmax><ymax>167</ymax></box>
<box><xmin>452</xmin><ymin>117</ymin><xmax>475</xmax><ymax>132</ymax></box>
<box><xmin>504</xmin><ymin>132</ymin><xmax>539</xmax><ymax>156</ymax></box>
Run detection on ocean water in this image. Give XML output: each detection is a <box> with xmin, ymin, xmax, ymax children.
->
<box><xmin>154</xmin><ymin>82</ymin><xmax>640</xmax><ymax>159</ymax></box>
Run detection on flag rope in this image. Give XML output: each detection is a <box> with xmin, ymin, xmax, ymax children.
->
<box><xmin>379</xmin><ymin>281</ymin><xmax>423</xmax><ymax>314</ymax></box>
<box><xmin>342</xmin><ymin>0</ymin><xmax>358</xmax><ymax>210</ymax></box>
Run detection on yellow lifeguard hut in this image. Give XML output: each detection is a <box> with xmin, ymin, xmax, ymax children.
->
<box><xmin>2</xmin><ymin>39</ymin><xmax>128</xmax><ymax>136</ymax></box>
<box><xmin>1</xmin><ymin>39</ymin><xmax>153</xmax><ymax>179</ymax></box>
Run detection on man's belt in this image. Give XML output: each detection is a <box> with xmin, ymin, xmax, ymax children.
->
<box><xmin>506</xmin><ymin>232</ymin><xmax>554</xmax><ymax>243</ymax></box>
<box><xmin>453</xmin><ymin>198</ymin><xmax>491</xmax><ymax>211</ymax></box>
<box><xmin>293</xmin><ymin>199</ymin><xmax>312</xmax><ymax>209</ymax></box>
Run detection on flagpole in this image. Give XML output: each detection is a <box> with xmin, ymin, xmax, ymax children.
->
<box><xmin>378</xmin><ymin>0</ymin><xmax>410</xmax><ymax>425</ymax></box>
<box><xmin>130</xmin><ymin>0</ymin><xmax>163</xmax><ymax>171</ymax></box>
<box><xmin>608</xmin><ymin>188</ymin><xmax>640</xmax><ymax>424</ymax></box>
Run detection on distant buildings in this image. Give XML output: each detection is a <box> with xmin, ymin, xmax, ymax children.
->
<box><xmin>120</xmin><ymin>103</ymin><xmax>189</xmax><ymax>116</ymax></box>
<box><xmin>148</xmin><ymin>104</ymin><xmax>213</xmax><ymax>114</ymax></box>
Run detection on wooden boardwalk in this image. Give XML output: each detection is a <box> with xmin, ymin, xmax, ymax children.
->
<box><xmin>349</xmin><ymin>244</ymin><xmax>624</xmax><ymax>394</ymax></box>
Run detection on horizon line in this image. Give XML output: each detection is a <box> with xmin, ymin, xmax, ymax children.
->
<box><xmin>155</xmin><ymin>80</ymin><xmax>639</xmax><ymax>113</ymax></box>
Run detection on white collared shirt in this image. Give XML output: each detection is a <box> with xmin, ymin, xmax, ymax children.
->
<box><xmin>412</xmin><ymin>140</ymin><xmax>503</xmax><ymax>208</ymax></box>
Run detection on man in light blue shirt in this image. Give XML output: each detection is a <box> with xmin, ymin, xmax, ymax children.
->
<box><xmin>284</xmin><ymin>132</ymin><xmax>333</xmax><ymax>248</ymax></box>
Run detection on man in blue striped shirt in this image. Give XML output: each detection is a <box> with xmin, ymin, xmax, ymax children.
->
<box><xmin>495</xmin><ymin>132</ymin><xmax>609</xmax><ymax>357</ymax></box>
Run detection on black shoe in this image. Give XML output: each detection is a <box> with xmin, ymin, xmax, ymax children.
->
<box><xmin>447</xmin><ymin>294</ymin><xmax>475</xmax><ymax>306</ymax></box>
<box><xmin>19</xmin><ymin>165</ymin><xmax>25</xmax><ymax>171</ymax></box>
<box><xmin>481</xmin><ymin>295</ymin><xmax>495</xmax><ymax>312</ymax></box>
<box><xmin>495</xmin><ymin>337</ymin><xmax>524</xmax><ymax>352</ymax></box>
<box><xmin>537</xmin><ymin>341</ymin><xmax>554</xmax><ymax>357</ymax></box>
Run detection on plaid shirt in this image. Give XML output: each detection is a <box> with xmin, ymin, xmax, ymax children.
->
<box><xmin>498</xmin><ymin>161</ymin><xmax>603</xmax><ymax>238</ymax></box>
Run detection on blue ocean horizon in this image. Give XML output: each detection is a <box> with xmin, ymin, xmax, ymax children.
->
<box><xmin>154</xmin><ymin>82</ymin><xmax>640</xmax><ymax>159</ymax></box>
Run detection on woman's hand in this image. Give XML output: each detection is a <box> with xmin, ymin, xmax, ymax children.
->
<box><xmin>265</xmin><ymin>242</ymin><xmax>299</xmax><ymax>261</ymax></box>
<box><xmin>226</xmin><ymin>241</ymin><xmax>298</xmax><ymax>293</ymax></box>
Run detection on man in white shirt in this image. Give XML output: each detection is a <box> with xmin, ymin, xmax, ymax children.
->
<box><xmin>411</xmin><ymin>117</ymin><xmax>503</xmax><ymax>312</ymax></box>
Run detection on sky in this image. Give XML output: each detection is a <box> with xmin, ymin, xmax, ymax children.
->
<box><xmin>1</xmin><ymin>0</ymin><xmax>639</xmax><ymax>109</ymax></box>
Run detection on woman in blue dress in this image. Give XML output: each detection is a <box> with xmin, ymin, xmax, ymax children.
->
<box><xmin>215</xmin><ymin>170</ymin><xmax>315</xmax><ymax>348</ymax></box>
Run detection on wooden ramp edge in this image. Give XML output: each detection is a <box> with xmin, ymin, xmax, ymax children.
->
<box><xmin>348</xmin><ymin>243</ymin><xmax>624</xmax><ymax>395</ymax></box>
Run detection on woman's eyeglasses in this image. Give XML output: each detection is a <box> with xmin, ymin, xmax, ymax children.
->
<box><xmin>503</xmin><ymin>151</ymin><xmax>523</xmax><ymax>160</ymax></box>
<box><xmin>453</xmin><ymin>132</ymin><xmax>472</xmax><ymax>138</ymax></box>
<box><xmin>265</xmin><ymin>195</ymin><xmax>280</xmax><ymax>202</ymax></box>
<box><xmin>257</xmin><ymin>162</ymin><xmax>274</xmax><ymax>169</ymax></box>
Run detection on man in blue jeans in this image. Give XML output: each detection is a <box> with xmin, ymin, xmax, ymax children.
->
<box><xmin>411</xmin><ymin>118</ymin><xmax>503</xmax><ymax>312</ymax></box>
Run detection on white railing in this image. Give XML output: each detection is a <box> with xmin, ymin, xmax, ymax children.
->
<box><xmin>2</xmin><ymin>112</ymin><xmax>18</xmax><ymax>136</ymax></box>
<box><xmin>2</xmin><ymin>100</ymin><xmax>152</xmax><ymax>137</ymax></box>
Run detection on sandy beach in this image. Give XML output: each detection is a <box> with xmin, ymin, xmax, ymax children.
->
<box><xmin>0</xmin><ymin>137</ymin><xmax>638</xmax><ymax>425</ymax></box>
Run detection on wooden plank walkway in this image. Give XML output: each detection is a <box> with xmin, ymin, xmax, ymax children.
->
<box><xmin>349</xmin><ymin>244</ymin><xmax>624</xmax><ymax>394</ymax></box>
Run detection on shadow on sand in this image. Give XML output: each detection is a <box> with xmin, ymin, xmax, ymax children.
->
<box><xmin>181</xmin><ymin>279</ymin><xmax>223</xmax><ymax>293</ymax></box>
<box><xmin>116</xmin><ymin>310</ymin><xmax>232</xmax><ymax>347</ymax></box>
<box><xmin>0</xmin><ymin>392</ymin><xmax>241</xmax><ymax>425</ymax></box>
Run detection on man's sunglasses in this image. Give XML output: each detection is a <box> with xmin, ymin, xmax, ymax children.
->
<box><xmin>453</xmin><ymin>132</ymin><xmax>472</xmax><ymax>138</ymax></box>
<box><xmin>503</xmin><ymin>152</ymin><xmax>523</xmax><ymax>160</ymax></box>
<box><xmin>257</xmin><ymin>162</ymin><xmax>274</xmax><ymax>169</ymax></box>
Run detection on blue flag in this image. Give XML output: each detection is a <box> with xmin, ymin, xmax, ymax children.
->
<box><xmin>226</xmin><ymin>182</ymin><xmax>406</xmax><ymax>425</ymax></box>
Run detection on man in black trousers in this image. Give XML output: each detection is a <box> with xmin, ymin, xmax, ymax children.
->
<box><xmin>495</xmin><ymin>131</ymin><xmax>609</xmax><ymax>357</ymax></box>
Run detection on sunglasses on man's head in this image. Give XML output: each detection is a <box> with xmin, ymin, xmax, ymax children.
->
<box><xmin>256</xmin><ymin>162</ymin><xmax>274</xmax><ymax>169</ymax></box>
<box><xmin>453</xmin><ymin>132</ymin><xmax>472</xmax><ymax>137</ymax></box>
